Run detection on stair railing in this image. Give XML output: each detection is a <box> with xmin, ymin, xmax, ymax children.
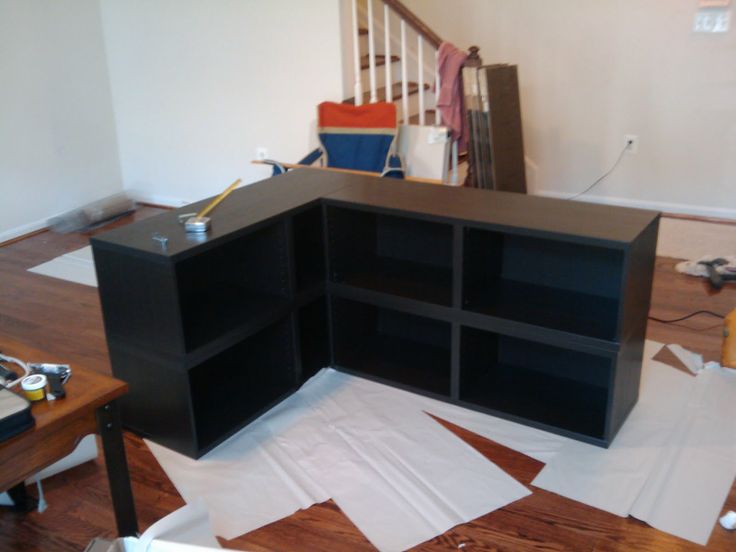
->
<box><xmin>351</xmin><ymin>0</ymin><xmax>480</xmax><ymax>183</ymax></box>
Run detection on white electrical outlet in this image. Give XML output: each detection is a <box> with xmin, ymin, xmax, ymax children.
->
<box><xmin>624</xmin><ymin>135</ymin><xmax>639</xmax><ymax>154</ymax></box>
<box><xmin>256</xmin><ymin>147</ymin><xmax>269</xmax><ymax>160</ymax></box>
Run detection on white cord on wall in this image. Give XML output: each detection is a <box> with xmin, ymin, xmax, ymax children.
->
<box><xmin>567</xmin><ymin>141</ymin><xmax>631</xmax><ymax>200</ymax></box>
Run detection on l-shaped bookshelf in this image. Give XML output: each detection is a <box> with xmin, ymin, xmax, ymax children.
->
<box><xmin>92</xmin><ymin>170</ymin><xmax>659</xmax><ymax>458</ymax></box>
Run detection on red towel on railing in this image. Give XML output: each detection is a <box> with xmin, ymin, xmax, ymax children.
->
<box><xmin>436</xmin><ymin>42</ymin><xmax>469</xmax><ymax>152</ymax></box>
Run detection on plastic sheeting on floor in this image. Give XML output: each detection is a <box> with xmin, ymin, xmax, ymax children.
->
<box><xmin>532</xmin><ymin>341</ymin><xmax>736</xmax><ymax>545</ymax></box>
<box><xmin>146</xmin><ymin>369</ymin><xmax>531</xmax><ymax>551</ymax></box>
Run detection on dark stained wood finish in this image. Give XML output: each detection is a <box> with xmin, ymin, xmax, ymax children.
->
<box><xmin>0</xmin><ymin>206</ymin><xmax>734</xmax><ymax>550</ymax></box>
<box><xmin>91</xmin><ymin>171</ymin><xmax>350</xmax><ymax>262</ymax></box>
<box><xmin>482</xmin><ymin>65</ymin><xmax>527</xmax><ymax>193</ymax></box>
<box><xmin>94</xmin><ymin>172</ymin><xmax>658</xmax><ymax>451</ymax></box>
<box><xmin>321</xmin><ymin>172</ymin><xmax>659</xmax><ymax>246</ymax></box>
<box><xmin>383</xmin><ymin>0</ymin><xmax>443</xmax><ymax>49</ymax></box>
<box><xmin>408</xmin><ymin>109</ymin><xmax>437</xmax><ymax>125</ymax></box>
<box><xmin>0</xmin><ymin>339</ymin><xmax>128</xmax><ymax>490</ymax></box>
<box><xmin>360</xmin><ymin>53</ymin><xmax>400</xmax><ymax>70</ymax></box>
<box><xmin>464</xmin><ymin>46</ymin><xmax>482</xmax><ymax>68</ymax></box>
<box><xmin>462</xmin><ymin>46</ymin><xmax>483</xmax><ymax>188</ymax></box>
<box><xmin>343</xmin><ymin>81</ymin><xmax>430</xmax><ymax>106</ymax></box>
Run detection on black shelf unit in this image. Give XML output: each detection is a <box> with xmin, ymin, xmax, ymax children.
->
<box><xmin>176</xmin><ymin>220</ymin><xmax>290</xmax><ymax>352</ymax></box>
<box><xmin>460</xmin><ymin>326</ymin><xmax>612</xmax><ymax>441</ymax></box>
<box><xmin>293</xmin><ymin>205</ymin><xmax>326</xmax><ymax>293</ymax></box>
<box><xmin>92</xmin><ymin>170</ymin><xmax>659</xmax><ymax>457</ymax></box>
<box><xmin>331</xmin><ymin>297</ymin><xmax>452</xmax><ymax>397</ymax></box>
<box><xmin>462</xmin><ymin>229</ymin><xmax>623</xmax><ymax>341</ymax></box>
<box><xmin>189</xmin><ymin>318</ymin><xmax>296</xmax><ymax>452</ymax></box>
<box><xmin>327</xmin><ymin>206</ymin><xmax>453</xmax><ymax>306</ymax></box>
<box><xmin>297</xmin><ymin>297</ymin><xmax>330</xmax><ymax>382</ymax></box>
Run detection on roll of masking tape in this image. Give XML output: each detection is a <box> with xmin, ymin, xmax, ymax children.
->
<box><xmin>21</xmin><ymin>374</ymin><xmax>47</xmax><ymax>402</ymax></box>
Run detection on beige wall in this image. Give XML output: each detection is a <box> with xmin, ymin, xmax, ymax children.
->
<box><xmin>0</xmin><ymin>0</ymin><xmax>123</xmax><ymax>242</ymax></box>
<box><xmin>100</xmin><ymin>0</ymin><xmax>344</xmax><ymax>205</ymax></box>
<box><xmin>406</xmin><ymin>0</ymin><xmax>736</xmax><ymax>217</ymax></box>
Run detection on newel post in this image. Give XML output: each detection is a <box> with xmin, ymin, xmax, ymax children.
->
<box><xmin>463</xmin><ymin>46</ymin><xmax>482</xmax><ymax>187</ymax></box>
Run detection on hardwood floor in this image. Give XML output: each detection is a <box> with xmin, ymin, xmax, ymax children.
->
<box><xmin>0</xmin><ymin>209</ymin><xmax>734</xmax><ymax>551</ymax></box>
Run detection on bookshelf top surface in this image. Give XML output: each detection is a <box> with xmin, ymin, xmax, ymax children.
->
<box><xmin>92</xmin><ymin>169</ymin><xmax>659</xmax><ymax>260</ymax></box>
<box><xmin>323</xmin><ymin>177</ymin><xmax>659</xmax><ymax>247</ymax></box>
<box><xmin>90</xmin><ymin>170</ymin><xmax>350</xmax><ymax>261</ymax></box>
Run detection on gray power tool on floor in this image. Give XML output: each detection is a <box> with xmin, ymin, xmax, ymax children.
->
<box><xmin>697</xmin><ymin>258</ymin><xmax>736</xmax><ymax>290</ymax></box>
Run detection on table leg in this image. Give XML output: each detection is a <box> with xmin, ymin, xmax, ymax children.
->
<box><xmin>7</xmin><ymin>482</ymin><xmax>36</xmax><ymax>513</ymax></box>
<box><xmin>96</xmin><ymin>400</ymin><xmax>138</xmax><ymax>536</ymax></box>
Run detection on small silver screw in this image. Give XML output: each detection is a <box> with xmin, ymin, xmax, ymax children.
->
<box><xmin>152</xmin><ymin>233</ymin><xmax>169</xmax><ymax>251</ymax></box>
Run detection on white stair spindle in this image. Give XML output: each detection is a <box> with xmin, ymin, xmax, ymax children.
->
<box><xmin>435</xmin><ymin>50</ymin><xmax>442</xmax><ymax>126</ymax></box>
<box><xmin>367</xmin><ymin>0</ymin><xmax>377</xmax><ymax>103</ymax></box>
<box><xmin>351</xmin><ymin>0</ymin><xmax>362</xmax><ymax>106</ymax></box>
<box><xmin>384</xmin><ymin>4</ymin><xmax>392</xmax><ymax>103</ymax></box>
<box><xmin>418</xmin><ymin>35</ymin><xmax>425</xmax><ymax>125</ymax></box>
<box><xmin>400</xmin><ymin>20</ymin><xmax>409</xmax><ymax>123</ymax></box>
<box><xmin>451</xmin><ymin>140</ymin><xmax>459</xmax><ymax>185</ymax></box>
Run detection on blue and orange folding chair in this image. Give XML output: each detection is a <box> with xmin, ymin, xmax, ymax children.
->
<box><xmin>264</xmin><ymin>101</ymin><xmax>404</xmax><ymax>179</ymax></box>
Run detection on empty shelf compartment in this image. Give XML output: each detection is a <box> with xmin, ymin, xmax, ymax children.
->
<box><xmin>463</xmin><ymin>228</ymin><xmax>623</xmax><ymax>341</ymax></box>
<box><xmin>332</xmin><ymin>298</ymin><xmax>452</xmax><ymax>396</ymax></box>
<box><xmin>293</xmin><ymin>205</ymin><xmax>326</xmax><ymax>292</ymax></box>
<box><xmin>176</xmin><ymin>221</ymin><xmax>290</xmax><ymax>351</ymax></box>
<box><xmin>460</xmin><ymin>327</ymin><xmax>612</xmax><ymax>439</ymax></box>
<box><xmin>298</xmin><ymin>297</ymin><xmax>330</xmax><ymax>382</ymax></box>
<box><xmin>327</xmin><ymin>206</ymin><xmax>453</xmax><ymax>305</ymax></box>
<box><xmin>189</xmin><ymin>317</ymin><xmax>296</xmax><ymax>452</ymax></box>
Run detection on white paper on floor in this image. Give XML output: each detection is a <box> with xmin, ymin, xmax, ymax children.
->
<box><xmin>28</xmin><ymin>245</ymin><xmax>97</xmax><ymax>287</ymax></box>
<box><xmin>123</xmin><ymin>501</ymin><xmax>222</xmax><ymax>551</ymax></box>
<box><xmin>410</xmin><ymin>393</ymin><xmax>571</xmax><ymax>464</ymax></box>
<box><xmin>532</xmin><ymin>341</ymin><xmax>736</xmax><ymax>545</ymax></box>
<box><xmin>628</xmin><ymin>365</ymin><xmax>736</xmax><ymax>544</ymax></box>
<box><xmin>147</xmin><ymin>369</ymin><xmax>531</xmax><ymax>550</ymax></box>
<box><xmin>146</xmin><ymin>392</ymin><xmax>331</xmax><ymax>541</ymax></box>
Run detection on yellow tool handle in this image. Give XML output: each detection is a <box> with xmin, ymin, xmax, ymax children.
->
<box><xmin>722</xmin><ymin>309</ymin><xmax>736</xmax><ymax>368</ymax></box>
<box><xmin>196</xmin><ymin>178</ymin><xmax>242</xmax><ymax>219</ymax></box>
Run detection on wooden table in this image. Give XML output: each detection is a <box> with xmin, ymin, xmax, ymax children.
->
<box><xmin>0</xmin><ymin>338</ymin><xmax>137</xmax><ymax>536</ymax></box>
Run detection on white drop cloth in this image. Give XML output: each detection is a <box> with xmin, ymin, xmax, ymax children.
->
<box><xmin>147</xmin><ymin>369</ymin><xmax>531</xmax><ymax>550</ymax></box>
<box><xmin>532</xmin><ymin>342</ymin><xmax>736</xmax><ymax>545</ymax></box>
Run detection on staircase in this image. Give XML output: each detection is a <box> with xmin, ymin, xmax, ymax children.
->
<box><xmin>344</xmin><ymin>0</ymin><xmax>438</xmax><ymax>124</ymax></box>
<box><xmin>343</xmin><ymin>0</ymin><xmax>480</xmax><ymax>183</ymax></box>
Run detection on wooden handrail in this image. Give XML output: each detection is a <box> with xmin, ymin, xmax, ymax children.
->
<box><xmin>382</xmin><ymin>0</ymin><xmax>442</xmax><ymax>49</ymax></box>
<box><xmin>251</xmin><ymin>160</ymin><xmax>448</xmax><ymax>186</ymax></box>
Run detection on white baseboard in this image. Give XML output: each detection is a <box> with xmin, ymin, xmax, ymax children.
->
<box><xmin>126</xmin><ymin>189</ymin><xmax>191</xmax><ymax>208</ymax></box>
<box><xmin>0</xmin><ymin>217</ymin><xmax>50</xmax><ymax>244</ymax></box>
<box><xmin>536</xmin><ymin>190</ymin><xmax>736</xmax><ymax>221</ymax></box>
<box><xmin>0</xmin><ymin>191</ymin><xmax>188</xmax><ymax>245</ymax></box>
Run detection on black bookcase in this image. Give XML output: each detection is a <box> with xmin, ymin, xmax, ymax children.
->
<box><xmin>327</xmin><ymin>206</ymin><xmax>453</xmax><ymax>306</ymax></box>
<box><xmin>459</xmin><ymin>327</ymin><xmax>612</xmax><ymax>440</ymax></box>
<box><xmin>176</xmin><ymin>220</ymin><xmax>290</xmax><ymax>352</ymax></box>
<box><xmin>92</xmin><ymin>170</ymin><xmax>659</xmax><ymax>457</ymax></box>
<box><xmin>331</xmin><ymin>297</ymin><xmax>452</xmax><ymax>396</ymax></box>
<box><xmin>462</xmin><ymin>228</ymin><xmax>623</xmax><ymax>340</ymax></box>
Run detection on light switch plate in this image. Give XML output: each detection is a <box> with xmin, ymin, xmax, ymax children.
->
<box><xmin>694</xmin><ymin>8</ymin><xmax>731</xmax><ymax>32</ymax></box>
